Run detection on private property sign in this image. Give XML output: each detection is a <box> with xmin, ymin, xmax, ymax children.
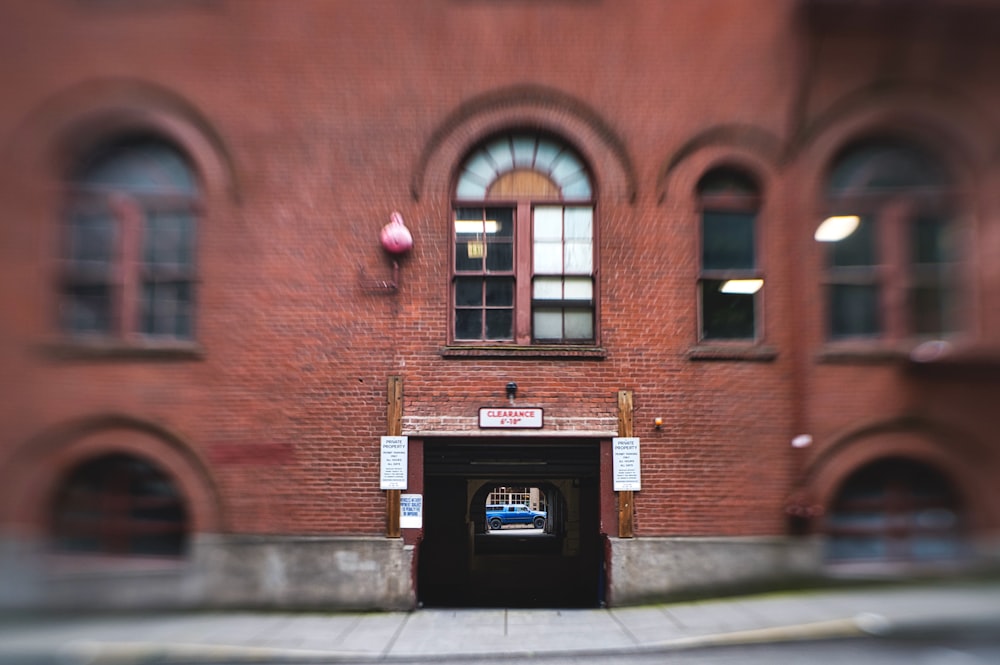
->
<box><xmin>478</xmin><ymin>407</ymin><xmax>543</xmax><ymax>429</ymax></box>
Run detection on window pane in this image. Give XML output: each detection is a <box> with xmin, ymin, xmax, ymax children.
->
<box><xmin>564</xmin><ymin>207</ymin><xmax>593</xmax><ymax>239</ymax></box>
<box><xmin>485</xmin><ymin>278</ymin><xmax>513</xmax><ymax>307</ymax></box>
<box><xmin>145</xmin><ymin>211</ymin><xmax>193</xmax><ymax>268</ymax></box>
<box><xmin>455</xmin><ymin>278</ymin><xmax>483</xmax><ymax>307</ymax></box>
<box><xmin>564</xmin><ymin>277</ymin><xmax>593</xmax><ymax>300</ymax></box>
<box><xmin>564</xmin><ymin>239</ymin><xmax>592</xmax><ymax>273</ymax></box>
<box><xmin>701</xmin><ymin>279</ymin><xmax>755</xmax><ymax>340</ymax></box>
<box><xmin>455</xmin><ymin>310</ymin><xmax>482</xmax><ymax>340</ymax></box>
<box><xmin>561</xmin><ymin>176</ymin><xmax>592</xmax><ymax>200</ymax></box>
<box><xmin>702</xmin><ymin>211</ymin><xmax>755</xmax><ymax>270</ymax></box>
<box><xmin>485</xmin><ymin>309</ymin><xmax>513</xmax><ymax>340</ymax></box>
<box><xmin>142</xmin><ymin>281</ymin><xmax>193</xmax><ymax>338</ymax></box>
<box><xmin>913</xmin><ymin>217</ymin><xmax>951</xmax><ymax>264</ymax></box>
<box><xmin>61</xmin><ymin>284</ymin><xmax>112</xmax><ymax>334</ymax></box>
<box><xmin>511</xmin><ymin>136</ymin><xmax>536</xmax><ymax>168</ymax></box>
<box><xmin>533</xmin><ymin>277</ymin><xmax>562</xmax><ymax>300</ymax></box>
<box><xmin>484</xmin><ymin>138</ymin><xmax>514</xmax><ymax>172</ymax></box>
<box><xmin>830</xmin><ymin>216</ymin><xmax>876</xmax><ymax>267</ymax></box>
<box><xmin>67</xmin><ymin>209</ymin><xmax>116</xmax><ymax>266</ymax></box>
<box><xmin>550</xmin><ymin>152</ymin><xmax>585</xmax><ymax>184</ymax></box>
<box><xmin>534</xmin><ymin>207</ymin><xmax>562</xmax><ymax>240</ymax></box>
<box><xmin>830</xmin><ymin>284</ymin><xmax>880</xmax><ymax>338</ymax></box>
<box><xmin>463</xmin><ymin>153</ymin><xmax>498</xmax><ymax>184</ymax></box>
<box><xmin>912</xmin><ymin>285</ymin><xmax>953</xmax><ymax>336</ymax></box>
<box><xmin>533</xmin><ymin>308</ymin><xmax>562</xmax><ymax>339</ymax></box>
<box><xmin>564</xmin><ymin>309</ymin><xmax>593</xmax><ymax>340</ymax></box>
<box><xmin>534</xmin><ymin>241</ymin><xmax>562</xmax><ymax>274</ymax></box>
<box><xmin>485</xmin><ymin>239</ymin><xmax>513</xmax><ymax>272</ymax></box>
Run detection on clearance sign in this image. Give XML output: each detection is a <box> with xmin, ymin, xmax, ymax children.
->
<box><xmin>478</xmin><ymin>407</ymin><xmax>544</xmax><ymax>429</ymax></box>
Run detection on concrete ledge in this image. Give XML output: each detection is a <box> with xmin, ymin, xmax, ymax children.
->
<box><xmin>607</xmin><ymin>536</ymin><xmax>822</xmax><ymax>606</ymax></box>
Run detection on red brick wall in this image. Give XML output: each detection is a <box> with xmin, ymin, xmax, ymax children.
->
<box><xmin>1</xmin><ymin>0</ymin><xmax>998</xmax><ymax>543</ymax></box>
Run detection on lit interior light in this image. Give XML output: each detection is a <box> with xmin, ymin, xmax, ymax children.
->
<box><xmin>719</xmin><ymin>279</ymin><xmax>764</xmax><ymax>294</ymax></box>
<box><xmin>455</xmin><ymin>220</ymin><xmax>499</xmax><ymax>234</ymax></box>
<box><xmin>814</xmin><ymin>215</ymin><xmax>860</xmax><ymax>242</ymax></box>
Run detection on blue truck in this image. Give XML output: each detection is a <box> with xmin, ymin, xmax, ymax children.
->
<box><xmin>486</xmin><ymin>504</ymin><xmax>547</xmax><ymax>530</ymax></box>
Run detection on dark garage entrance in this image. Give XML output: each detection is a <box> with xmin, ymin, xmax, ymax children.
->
<box><xmin>418</xmin><ymin>438</ymin><xmax>604</xmax><ymax>608</ymax></box>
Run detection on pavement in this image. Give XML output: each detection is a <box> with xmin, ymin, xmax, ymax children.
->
<box><xmin>0</xmin><ymin>578</ymin><xmax>998</xmax><ymax>664</ymax></box>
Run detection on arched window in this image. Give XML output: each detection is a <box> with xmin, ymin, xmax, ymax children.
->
<box><xmin>825</xmin><ymin>457</ymin><xmax>963</xmax><ymax>563</ymax></box>
<box><xmin>820</xmin><ymin>139</ymin><xmax>956</xmax><ymax>341</ymax></box>
<box><xmin>697</xmin><ymin>168</ymin><xmax>762</xmax><ymax>340</ymax></box>
<box><xmin>61</xmin><ymin>136</ymin><xmax>199</xmax><ymax>340</ymax></box>
<box><xmin>50</xmin><ymin>453</ymin><xmax>190</xmax><ymax>557</ymax></box>
<box><xmin>452</xmin><ymin>134</ymin><xmax>595</xmax><ymax>345</ymax></box>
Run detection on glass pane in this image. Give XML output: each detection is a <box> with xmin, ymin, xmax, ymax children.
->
<box><xmin>485</xmin><ymin>309</ymin><xmax>513</xmax><ymax>340</ymax></box>
<box><xmin>463</xmin><ymin>153</ymin><xmax>498</xmax><ymax>184</ymax></box>
<box><xmin>62</xmin><ymin>284</ymin><xmax>112</xmax><ymax>334</ymax></box>
<box><xmin>456</xmin><ymin>179</ymin><xmax>487</xmax><ymax>199</ymax></box>
<box><xmin>550</xmin><ymin>152</ymin><xmax>585</xmax><ymax>184</ymax></box>
<box><xmin>145</xmin><ymin>211</ymin><xmax>192</xmax><ymax>267</ymax></box>
<box><xmin>830</xmin><ymin>284</ymin><xmax>880</xmax><ymax>339</ymax></box>
<box><xmin>830</xmin><ymin>215</ymin><xmax>876</xmax><ymax>267</ymax></box>
<box><xmin>533</xmin><ymin>277</ymin><xmax>562</xmax><ymax>300</ymax></box>
<box><xmin>485</xmin><ymin>240</ymin><xmax>513</xmax><ymax>272</ymax></box>
<box><xmin>561</xmin><ymin>177</ymin><xmax>592</xmax><ymax>200</ymax></box>
<box><xmin>68</xmin><ymin>209</ymin><xmax>116</xmax><ymax>265</ymax></box>
<box><xmin>511</xmin><ymin>136</ymin><xmax>536</xmax><ymax>168</ymax></box>
<box><xmin>490</xmin><ymin>208</ymin><xmax>514</xmax><ymax>239</ymax></box>
<box><xmin>827</xmin><ymin>140</ymin><xmax>948</xmax><ymax>193</ymax></box>
<box><xmin>534</xmin><ymin>207</ymin><xmax>563</xmax><ymax>240</ymax></box>
<box><xmin>912</xmin><ymin>285</ymin><xmax>953</xmax><ymax>336</ymax></box>
<box><xmin>455</xmin><ymin>310</ymin><xmax>482</xmax><ymax>340</ymax></box>
<box><xmin>79</xmin><ymin>140</ymin><xmax>198</xmax><ymax>195</ymax></box>
<box><xmin>455</xmin><ymin>278</ymin><xmax>483</xmax><ymax>306</ymax></box>
<box><xmin>485</xmin><ymin>278</ymin><xmax>513</xmax><ymax>307</ymax></box>
<box><xmin>534</xmin><ymin>241</ymin><xmax>562</xmax><ymax>274</ymax></box>
<box><xmin>702</xmin><ymin>211</ymin><xmax>755</xmax><ymax>270</ymax></box>
<box><xmin>533</xmin><ymin>308</ymin><xmax>562</xmax><ymax>339</ymax></box>
<box><xmin>698</xmin><ymin>169</ymin><xmax>758</xmax><ymax>196</ymax></box>
<box><xmin>913</xmin><ymin>217</ymin><xmax>951</xmax><ymax>264</ymax></box>
<box><xmin>564</xmin><ymin>277</ymin><xmax>593</xmax><ymax>300</ymax></box>
<box><xmin>564</xmin><ymin>308</ymin><xmax>593</xmax><ymax>340</ymax></box>
<box><xmin>533</xmin><ymin>140</ymin><xmax>562</xmax><ymax>173</ymax></box>
<box><xmin>701</xmin><ymin>280</ymin><xmax>755</xmax><ymax>340</ymax></box>
<box><xmin>564</xmin><ymin>207</ymin><xmax>593</xmax><ymax>239</ymax></box>
<box><xmin>564</xmin><ymin>239</ymin><xmax>592</xmax><ymax>273</ymax></box>
<box><xmin>484</xmin><ymin>138</ymin><xmax>514</xmax><ymax>172</ymax></box>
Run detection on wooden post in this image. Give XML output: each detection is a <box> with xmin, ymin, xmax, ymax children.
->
<box><xmin>386</xmin><ymin>375</ymin><xmax>403</xmax><ymax>538</ymax></box>
<box><xmin>617</xmin><ymin>389</ymin><xmax>635</xmax><ymax>538</ymax></box>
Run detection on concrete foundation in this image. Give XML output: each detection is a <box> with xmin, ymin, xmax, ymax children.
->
<box><xmin>607</xmin><ymin>536</ymin><xmax>823</xmax><ymax>605</ymax></box>
<box><xmin>0</xmin><ymin>534</ymin><xmax>415</xmax><ymax>612</ymax></box>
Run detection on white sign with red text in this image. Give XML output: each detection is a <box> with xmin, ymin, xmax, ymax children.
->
<box><xmin>478</xmin><ymin>407</ymin><xmax>544</xmax><ymax>429</ymax></box>
<box><xmin>380</xmin><ymin>436</ymin><xmax>408</xmax><ymax>489</ymax></box>
<box><xmin>612</xmin><ymin>437</ymin><xmax>642</xmax><ymax>491</ymax></box>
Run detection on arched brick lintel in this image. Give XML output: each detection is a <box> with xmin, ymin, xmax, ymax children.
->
<box><xmin>0</xmin><ymin>414</ymin><xmax>226</xmax><ymax>536</ymax></box>
<box><xmin>3</xmin><ymin>76</ymin><xmax>240</xmax><ymax>205</ymax></box>
<box><xmin>802</xmin><ymin>417</ymin><xmax>999</xmax><ymax>531</ymax></box>
<box><xmin>412</xmin><ymin>84</ymin><xmax>636</xmax><ymax>204</ymax></box>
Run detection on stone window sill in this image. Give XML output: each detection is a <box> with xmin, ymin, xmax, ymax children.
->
<box><xmin>38</xmin><ymin>339</ymin><xmax>205</xmax><ymax>361</ymax></box>
<box><xmin>686</xmin><ymin>344</ymin><xmax>778</xmax><ymax>362</ymax></box>
<box><xmin>440</xmin><ymin>345</ymin><xmax>607</xmax><ymax>360</ymax></box>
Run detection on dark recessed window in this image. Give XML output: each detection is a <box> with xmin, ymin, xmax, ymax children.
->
<box><xmin>825</xmin><ymin>457</ymin><xmax>963</xmax><ymax>563</ymax></box>
<box><xmin>822</xmin><ymin>140</ymin><xmax>956</xmax><ymax>341</ymax></box>
<box><xmin>62</xmin><ymin>137</ymin><xmax>199</xmax><ymax>341</ymax></box>
<box><xmin>50</xmin><ymin>453</ymin><xmax>189</xmax><ymax>557</ymax></box>
<box><xmin>453</xmin><ymin>134</ymin><xmax>595</xmax><ymax>345</ymax></box>
<box><xmin>697</xmin><ymin>168</ymin><xmax>762</xmax><ymax>341</ymax></box>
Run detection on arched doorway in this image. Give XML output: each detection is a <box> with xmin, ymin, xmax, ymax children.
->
<box><xmin>825</xmin><ymin>457</ymin><xmax>964</xmax><ymax>564</ymax></box>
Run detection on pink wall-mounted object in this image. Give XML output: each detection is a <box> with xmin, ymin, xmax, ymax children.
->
<box><xmin>380</xmin><ymin>211</ymin><xmax>413</xmax><ymax>254</ymax></box>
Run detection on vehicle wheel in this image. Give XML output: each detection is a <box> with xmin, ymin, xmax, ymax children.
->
<box><xmin>533</xmin><ymin>517</ymin><xmax>545</xmax><ymax>529</ymax></box>
<box><xmin>489</xmin><ymin>518</ymin><xmax>502</xmax><ymax>530</ymax></box>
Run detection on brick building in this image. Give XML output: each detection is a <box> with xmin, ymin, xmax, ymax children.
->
<box><xmin>1</xmin><ymin>0</ymin><xmax>999</xmax><ymax>610</ymax></box>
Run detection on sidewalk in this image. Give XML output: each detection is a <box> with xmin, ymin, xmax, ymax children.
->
<box><xmin>1</xmin><ymin>579</ymin><xmax>998</xmax><ymax>664</ymax></box>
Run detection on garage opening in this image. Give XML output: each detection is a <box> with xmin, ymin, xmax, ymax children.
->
<box><xmin>418</xmin><ymin>439</ymin><xmax>604</xmax><ymax>608</ymax></box>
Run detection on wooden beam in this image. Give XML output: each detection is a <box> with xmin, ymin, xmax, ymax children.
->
<box><xmin>386</xmin><ymin>375</ymin><xmax>403</xmax><ymax>538</ymax></box>
<box><xmin>617</xmin><ymin>390</ymin><xmax>635</xmax><ymax>538</ymax></box>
